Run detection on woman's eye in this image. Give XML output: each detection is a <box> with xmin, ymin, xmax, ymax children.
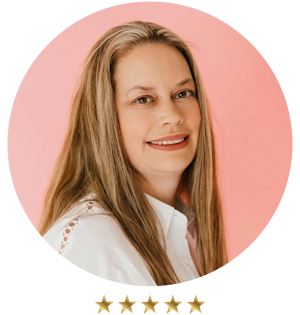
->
<box><xmin>133</xmin><ymin>91</ymin><xmax>194</xmax><ymax>104</ymax></box>
<box><xmin>175</xmin><ymin>90</ymin><xmax>194</xmax><ymax>99</ymax></box>
<box><xmin>134</xmin><ymin>96</ymin><xmax>152</xmax><ymax>104</ymax></box>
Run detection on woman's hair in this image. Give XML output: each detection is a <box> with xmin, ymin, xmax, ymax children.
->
<box><xmin>39</xmin><ymin>21</ymin><xmax>228</xmax><ymax>285</ymax></box>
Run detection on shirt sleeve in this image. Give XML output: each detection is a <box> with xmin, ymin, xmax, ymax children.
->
<box><xmin>48</xmin><ymin>212</ymin><xmax>156</xmax><ymax>286</ymax></box>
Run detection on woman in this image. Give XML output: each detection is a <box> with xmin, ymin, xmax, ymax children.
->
<box><xmin>40</xmin><ymin>21</ymin><xmax>227</xmax><ymax>286</ymax></box>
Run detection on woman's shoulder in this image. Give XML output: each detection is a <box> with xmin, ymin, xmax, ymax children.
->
<box><xmin>43</xmin><ymin>193</ymin><xmax>154</xmax><ymax>284</ymax></box>
<box><xmin>43</xmin><ymin>193</ymin><xmax>118</xmax><ymax>254</ymax></box>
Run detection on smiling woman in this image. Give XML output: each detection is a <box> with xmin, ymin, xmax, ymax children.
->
<box><xmin>39</xmin><ymin>21</ymin><xmax>227</xmax><ymax>285</ymax></box>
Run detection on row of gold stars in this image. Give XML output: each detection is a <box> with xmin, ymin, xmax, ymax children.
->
<box><xmin>96</xmin><ymin>295</ymin><xmax>204</xmax><ymax>313</ymax></box>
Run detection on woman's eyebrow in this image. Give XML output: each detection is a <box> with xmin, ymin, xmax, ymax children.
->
<box><xmin>126</xmin><ymin>78</ymin><xmax>194</xmax><ymax>96</ymax></box>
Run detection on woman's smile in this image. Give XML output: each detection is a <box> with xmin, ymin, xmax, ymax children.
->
<box><xmin>146</xmin><ymin>136</ymin><xmax>189</xmax><ymax>151</ymax></box>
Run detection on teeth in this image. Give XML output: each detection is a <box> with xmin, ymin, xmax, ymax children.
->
<box><xmin>150</xmin><ymin>138</ymin><xmax>185</xmax><ymax>145</ymax></box>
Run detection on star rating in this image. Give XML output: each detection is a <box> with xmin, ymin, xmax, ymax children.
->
<box><xmin>95</xmin><ymin>296</ymin><xmax>113</xmax><ymax>313</ymax></box>
<box><xmin>95</xmin><ymin>295</ymin><xmax>205</xmax><ymax>313</ymax></box>
<box><xmin>141</xmin><ymin>295</ymin><xmax>159</xmax><ymax>313</ymax></box>
<box><xmin>187</xmin><ymin>296</ymin><xmax>205</xmax><ymax>313</ymax></box>
<box><xmin>119</xmin><ymin>295</ymin><xmax>136</xmax><ymax>313</ymax></box>
<box><xmin>164</xmin><ymin>295</ymin><xmax>182</xmax><ymax>313</ymax></box>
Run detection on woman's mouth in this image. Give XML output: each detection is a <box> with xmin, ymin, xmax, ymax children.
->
<box><xmin>146</xmin><ymin>135</ymin><xmax>189</xmax><ymax>151</ymax></box>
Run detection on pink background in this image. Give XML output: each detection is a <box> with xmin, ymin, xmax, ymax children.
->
<box><xmin>8</xmin><ymin>2</ymin><xmax>292</xmax><ymax>261</ymax></box>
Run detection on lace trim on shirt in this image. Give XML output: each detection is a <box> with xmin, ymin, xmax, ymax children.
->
<box><xmin>58</xmin><ymin>198</ymin><xmax>97</xmax><ymax>254</ymax></box>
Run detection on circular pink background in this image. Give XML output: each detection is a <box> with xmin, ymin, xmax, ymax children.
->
<box><xmin>8</xmin><ymin>2</ymin><xmax>292</xmax><ymax>261</ymax></box>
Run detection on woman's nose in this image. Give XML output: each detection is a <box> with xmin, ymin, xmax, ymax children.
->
<box><xmin>159</xmin><ymin>100</ymin><xmax>184</xmax><ymax>126</ymax></box>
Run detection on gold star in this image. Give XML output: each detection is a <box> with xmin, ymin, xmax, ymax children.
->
<box><xmin>164</xmin><ymin>295</ymin><xmax>182</xmax><ymax>313</ymax></box>
<box><xmin>187</xmin><ymin>296</ymin><xmax>205</xmax><ymax>313</ymax></box>
<box><xmin>119</xmin><ymin>295</ymin><xmax>136</xmax><ymax>313</ymax></box>
<box><xmin>95</xmin><ymin>296</ymin><xmax>113</xmax><ymax>313</ymax></box>
<box><xmin>141</xmin><ymin>295</ymin><xmax>159</xmax><ymax>313</ymax></box>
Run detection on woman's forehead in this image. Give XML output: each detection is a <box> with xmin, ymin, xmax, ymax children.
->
<box><xmin>114</xmin><ymin>44</ymin><xmax>193</xmax><ymax>93</ymax></box>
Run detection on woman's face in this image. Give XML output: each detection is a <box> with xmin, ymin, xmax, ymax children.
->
<box><xmin>114</xmin><ymin>44</ymin><xmax>201</xmax><ymax>180</ymax></box>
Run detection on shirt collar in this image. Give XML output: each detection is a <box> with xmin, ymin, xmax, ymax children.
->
<box><xmin>145</xmin><ymin>193</ymin><xmax>193</xmax><ymax>238</ymax></box>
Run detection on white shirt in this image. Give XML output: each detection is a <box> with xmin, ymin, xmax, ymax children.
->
<box><xmin>43</xmin><ymin>193</ymin><xmax>200</xmax><ymax>285</ymax></box>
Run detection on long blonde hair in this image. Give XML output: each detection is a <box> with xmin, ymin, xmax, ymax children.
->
<box><xmin>39</xmin><ymin>21</ymin><xmax>227</xmax><ymax>285</ymax></box>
